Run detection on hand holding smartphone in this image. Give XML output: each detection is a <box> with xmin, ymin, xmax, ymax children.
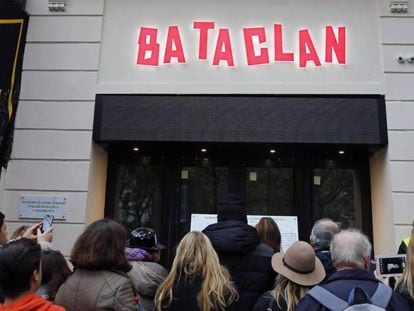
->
<box><xmin>41</xmin><ymin>215</ymin><xmax>54</xmax><ymax>233</ymax></box>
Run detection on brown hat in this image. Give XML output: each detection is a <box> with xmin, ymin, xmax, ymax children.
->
<box><xmin>271</xmin><ymin>241</ymin><xmax>325</xmax><ymax>286</ymax></box>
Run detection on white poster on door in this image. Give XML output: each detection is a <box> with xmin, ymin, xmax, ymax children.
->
<box><xmin>191</xmin><ymin>214</ymin><xmax>298</xmax><ymax>252</ymax></box>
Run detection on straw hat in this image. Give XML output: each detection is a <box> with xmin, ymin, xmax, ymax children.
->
<box><xmin>271</xmin><ymin>241</ymin><xmax>325</xmax><ymax>286</ymax></box>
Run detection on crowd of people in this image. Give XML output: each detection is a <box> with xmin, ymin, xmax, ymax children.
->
<box><xmin>0</xmin><ymin>194</ymin><xmax>413</xmax><ymax>310</ymax></box>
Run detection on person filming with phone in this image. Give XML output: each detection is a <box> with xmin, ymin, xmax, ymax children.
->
<box><xmin>0</xmin><ymin>212</ymin><xmax>54</xmax><ymax>248</ymax></box>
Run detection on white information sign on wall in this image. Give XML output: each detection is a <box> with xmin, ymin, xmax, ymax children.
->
<box><xmin>191</xmin><ymin>214</ymin><xmax>298</xmax><ymax>252</ymax></box>
<box><xmin>20</xmin><ymin>195</ymin><xmax>68</xmax><ymax>220</ymax></box>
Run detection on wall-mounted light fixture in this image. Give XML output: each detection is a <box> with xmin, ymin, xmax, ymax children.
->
<box><xmin>390</xmin><ymin>0</ymin><xmax>408</xmax><ymax>13</ymax></box>
<box><xmin>48</xmin><ymin>0</ymin><xmax>66</xmax><ymax>11</ymax></box>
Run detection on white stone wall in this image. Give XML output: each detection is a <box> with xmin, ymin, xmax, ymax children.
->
<box><xmin>379</xmin><ymin>0</ymin><xmax>414</xmax><ymax>250</ymax></box>
<box><xmin>0</xmin><ymin>0</ymin><xmax>105</xmax><ymax>256</ymax></box>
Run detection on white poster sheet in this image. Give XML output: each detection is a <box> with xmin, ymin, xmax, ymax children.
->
<box><xmin>191</xmin><ymin>214</ymin><xmax>298</xmax><ymax>252</ymax></box>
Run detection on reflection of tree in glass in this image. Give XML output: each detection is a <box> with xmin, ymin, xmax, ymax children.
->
<box><xmin>247</xmin><ymin>168</ymin><xmax>294</xmax><ymax>216</ymax></box>
<box><xmin>115</xmin><ymin>166</ymin><xmax>162</xmax><ymax>233</ymax></box>
<box><xmin>186</xmin><ymin>167</ymin><xmax>229</xmax><ymax>215</ymax></box>
<box><xmin>313</xmin><ymin>169</ymin><xmax>354</xmax><ymax>228</ymax></box>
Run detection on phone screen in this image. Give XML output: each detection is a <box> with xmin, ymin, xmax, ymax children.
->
<box><xmin>378</xmin><ymin>255</ymin><xmax>406</xmax><ymax>277</ymax></box>
<box><xmin>41</xmin><ymin>215</ymin><xmax>54</xmax><ymax>233</ymax></box>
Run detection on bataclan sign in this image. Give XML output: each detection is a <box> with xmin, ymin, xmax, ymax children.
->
<box><xmin>136</xmin><ymin>22</ymin><xmax>346</xmax><ymax>68</ymax></box>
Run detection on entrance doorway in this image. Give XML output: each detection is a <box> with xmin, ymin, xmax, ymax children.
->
<box><xmin>105</xmin><ymin>142</ymin><xmax>372</xmax><ymax>263</ymax></box>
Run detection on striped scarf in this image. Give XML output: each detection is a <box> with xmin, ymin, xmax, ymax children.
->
<box><xmin>125</xmin><ymin>247</ymin><xmax>155</xmax><ymax>262</ymax></box>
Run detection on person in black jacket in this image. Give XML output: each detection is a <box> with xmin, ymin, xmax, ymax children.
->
<box><xmin>202</xmin><ymin>193</ymin><xmax>275</xmax><ymax>310</ymax></box>
<box><xmin>310</xmin><ymin>218</ymin><xmax>340</xmax><ymax>280</ymax></box>
<box><xmin>155</xmin><ymin>231</ymin><xmax>238</xmax><ymax>311</ymax></box>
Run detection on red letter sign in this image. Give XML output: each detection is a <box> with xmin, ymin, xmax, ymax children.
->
<box><xmin>325</xmin><ymin>26</ymin><xmax>346</xmax><ymax>64</ymax></box>
<box><xmin>274</xmin><ymin>24</ymin><xmax>294</xmax><ymax>62</ymax></box>
<box><xmin>137</xmin><ymin>27</ymin><xmax>160</xmax><ymax>66</ymax></box>
<box><xmin>243</xmin><ymin>27</ymin><xmax>269</xmax><ymax>65</ymax></box>
<box><xmin>299</xmin><ymin>29</ymin><xmax>321</xmax><ymax>68</ymax></box>
<box><xmin>164</xmin><ymin>26</ymin><xmax>186</xmax><ymax>64</ymax></box>
<box><xmin>193</xmin><ymin>21</ymin><xmax>215</xmax><ymax>60</ymax></box>
<box><xmin>213</xmin><ymin>28</ymin><xmax>234</xmax><ymax>66</ymax></box>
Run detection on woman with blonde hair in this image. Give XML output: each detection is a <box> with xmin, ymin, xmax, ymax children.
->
<box><xmin>396</xmin><ymin>231</ymin><xmax>414</xmax><ymax>308</ymax></box>
<box><xmin>256</xmin><ymin>217</ymin><xmax>282</xmax><ymax>253</ymax></box>
<box><xmin>155</xmin><ymin>231</ymin><xmax>238</xmax><ymax>311</ymax></box>
<box><xmin>253</xmin><ymin>241</ymin><xmax>325</xmax><ymax>311</ymax></box>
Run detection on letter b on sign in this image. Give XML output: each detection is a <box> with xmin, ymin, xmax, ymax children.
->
<box><xmin>137</xmin><ymin>27</ymin><xmax>160</xmax><ymax>66</ymax></box>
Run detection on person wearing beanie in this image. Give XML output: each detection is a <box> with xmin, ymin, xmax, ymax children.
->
<box><xmin>202</xmin><ymin>193</ymin><xmax>275</xmax><ymax>310</ymax></box>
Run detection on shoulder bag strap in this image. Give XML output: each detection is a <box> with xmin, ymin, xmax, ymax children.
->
<box><xmin>307</xmin><ymin>286</ymin><xmax>348</xmax><ymax>311</ymax></box>
<box><xmin>370</xmin><ymin>283</ymin><xmax>393</xmax><ymax>309</ymax></box>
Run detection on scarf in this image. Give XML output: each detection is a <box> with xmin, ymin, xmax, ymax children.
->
<box><xmin>125</xmin><ymin>247</ymin><xmax>155</xmax><ymax>262</ymax></box>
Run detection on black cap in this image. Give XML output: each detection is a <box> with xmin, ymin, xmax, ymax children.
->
<box><xmin>217</xmin><ymin>193</ymin><xmax>247</xmax><ymax>223</ymax></box>
<box><xmin>128</xmin><ymin>228</ymin><xmax>158</xmax><ymax>251</ymax></box>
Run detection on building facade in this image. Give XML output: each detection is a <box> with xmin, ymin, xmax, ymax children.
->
<box><xmin>0</xmin><ymin>0</ymin><xmax>413</xmax><ymax>259</ymax></box>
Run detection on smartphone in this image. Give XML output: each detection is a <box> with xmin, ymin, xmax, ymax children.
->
<box><xmin>41</xmin><ymin>215</ymin><xmax>54</xmax><ymax>233</ymax></box>
<box><xmin>377</xmin><ymin>255</ymin><xmax>406</xmax><ymax>277</ymax></box>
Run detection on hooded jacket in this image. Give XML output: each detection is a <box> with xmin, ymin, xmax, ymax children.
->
<box><xmin>128</xmin><ymin>261</ymin><xmax>168</xmax><ymax>311</ymax></box>
<box><xmin>203</xmin><ymin>220</ymin><xmax>275</xmax><ymax>310</ymax></box>
<box><xmin>0</xmin><ymin>293</ymin><xmax>65</xmax><ymax>311</ymax></box>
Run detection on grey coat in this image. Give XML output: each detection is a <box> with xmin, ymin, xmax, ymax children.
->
<box><xmin>128</xmin><ymin>261</ymin><xmax>168</xmax><ymax>311</ymax></box>
<box><xmin>55</xmin><ymin>269</ymin><xmax>138</xmax><ymax>311</ymax></box>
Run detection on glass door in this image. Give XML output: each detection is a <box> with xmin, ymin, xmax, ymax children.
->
<box><xmin>246</xmin><ymin>167</ymin><xmax>294</xmax><ymax>216</ymax></box>
<box><xmin>109</xmin><ymin>165</ymin><xmax>164</xmax><ymax>235</ymax></box>
<box><xmin>179</xmin><ymin>166</ymin><xmax>229</xmax><ymax>238</ymax></box>
<box><xmin>312</xmin><ymin>168</ymin><xmax>363</xmax><ymax>229</ymax></box>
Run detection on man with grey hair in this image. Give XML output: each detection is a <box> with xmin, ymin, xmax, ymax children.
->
<box><xmin>296</xmin><ymin>229</ymin><xmax>410</xmax><ymax>310</ymax></box>
<box><xmin>310</xmin><ymin>218</ymin><xmax>340</xmax><ymax>279</ymax></box>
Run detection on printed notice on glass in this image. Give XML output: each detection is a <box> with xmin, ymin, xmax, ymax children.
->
<box><xmin>20</xmin><ymin>195</ymin><xmax>68</xmax><ymax>220</ymax></box>
<box><xmin>191</xmin><ymin>214</ymin><xmax>298</xmax><ymax>252</ymax></box>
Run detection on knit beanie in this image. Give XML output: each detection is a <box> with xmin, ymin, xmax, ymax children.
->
<box><xmin>217</xmin><ymin>193</ymin><xmax>247</xmax><ymax>223</ymax></box>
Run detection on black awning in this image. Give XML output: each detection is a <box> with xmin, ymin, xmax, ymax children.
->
<box><xmin>93</xmin><ymin>95</ymin><xmax>387</xmax><ymax>146</ymax></box>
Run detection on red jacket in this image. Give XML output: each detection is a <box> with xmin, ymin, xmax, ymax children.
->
<box><xmin>0</xmin><ymin>293</ymin><xmax>65</xmax><ymax>311</ymax></box>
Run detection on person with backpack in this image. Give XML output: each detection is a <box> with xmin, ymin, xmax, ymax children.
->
<box><xmin>296</xmin><ymin>229</ymin><xmax>410</xmax><ymax>311</ymax></box>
